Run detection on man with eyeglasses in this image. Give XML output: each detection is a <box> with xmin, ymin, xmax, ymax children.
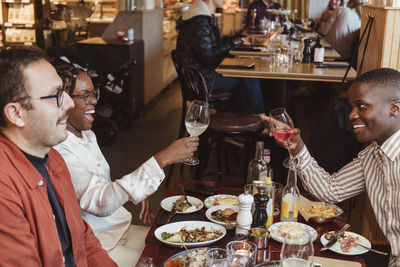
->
<box><xmin>0</xmin><ymin>47</ymin><xmax>117</xmax><ymax>266</ymax></box>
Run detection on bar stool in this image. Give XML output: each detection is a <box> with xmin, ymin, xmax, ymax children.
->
<box><xmin>195</xmin><ymin>112</ymin><xmax>264</xmax><ymax>184</ymax></box>
<box><xmin>165</xmin><ymin>51</ymin><xmax>234</xmax><ymax>187</ymax></box>
<box><xmin>166</xmin><ymin>55</ymin><xmax>264</xmax><ymax>185</ymax></box>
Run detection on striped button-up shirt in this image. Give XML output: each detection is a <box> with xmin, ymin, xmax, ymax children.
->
<box><xmin>296</xmin><ymin>129</ymin><xmax>400</xmax><ymax>266</ymax></box>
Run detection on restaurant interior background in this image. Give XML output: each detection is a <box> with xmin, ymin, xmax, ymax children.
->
<box><xmin>1</xmin><ymin>0</ymin><xmax>400</xmax><ymax>247</ymax></box>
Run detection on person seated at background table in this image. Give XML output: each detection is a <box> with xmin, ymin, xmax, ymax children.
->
<box><xmin>313</xmin><ymin>0</ymin><xmax>361</xmax><ymax>61</ymax></box>
<box><xmin>53</xmin><ymin>65</ymin><xmax>199</xmax><ymax>267</ymax></box>
<box><xmin>175</xmin><ymin>0</ymin><xmax>265</xmax><ymax>115</ymax></box>
<box><xmin>245</xmin><ymin>0</ymin><xmax>282</xmax><ymax>28</ymax></box>
<box><xmin>0</xmin><ymin>47</ymin><xmax>117</xmax><ymax>266</ymax></box>
<box><xmin>262</xmin><ymin>68</ymin><xmax>400</xmax><ymax>267</ymax></box>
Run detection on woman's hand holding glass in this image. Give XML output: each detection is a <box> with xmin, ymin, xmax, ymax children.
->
<box><xmin>182</xmin><ymin>100</ymin><xmax>210</xmax><ymax>165</ymax></box>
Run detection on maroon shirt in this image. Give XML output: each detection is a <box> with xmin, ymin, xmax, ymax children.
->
<box><xmin>0</xmin><ymin>134</ymin><xmax>117</xmax><ymax>267</ymax></box>
<box><xmin>246</xmin><ymin>1</ymin><xmax>282</xmax><ymax>28</ymax></box>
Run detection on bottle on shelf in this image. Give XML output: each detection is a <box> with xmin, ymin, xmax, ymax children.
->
<box><xmin>280</xmin><ymin>161</ymin><xmax>300</xmax><ymax>222</ymax></box>
<box><xmin>302</xmin><ymin>38</ymin><xmax>312</xmax><ymax>64</ymax></box>
<box><xmin>312</xmin><ymin>36</ymin><xmax>324</xmax><ymax>66</ymax></box>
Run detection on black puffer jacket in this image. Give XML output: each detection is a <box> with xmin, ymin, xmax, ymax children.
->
<box><xmin>176</xmin><ymin>15</ymin><xmax>239</xmax><ymax>93</ymax></box>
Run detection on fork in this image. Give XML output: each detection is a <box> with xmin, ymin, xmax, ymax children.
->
<box><xmin>165</xmin><ymin>202</ymin><xmax>177</xmax><ymax>224</ymax></box>
<box><xmin>180</xmin><ymin>185</ymin><xmax>192</xmax><ymax>206</ymax></box>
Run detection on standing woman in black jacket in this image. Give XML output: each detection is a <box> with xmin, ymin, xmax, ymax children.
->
<box><xmin>175</xmin><ymin>0</ymin><xmax>265</xmax><ymax>115</ymax></box>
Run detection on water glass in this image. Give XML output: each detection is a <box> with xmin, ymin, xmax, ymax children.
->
<box><xmin>226</xmin><ymin>240</ymin><xmax>257</xmax><ymax>267</ymax></box>
<box><xmin>293</xmin><ymin>49</ymin><xmax>302</xmax><ymax>64</ymax></box>
<box><xmin>280</xmin><ymin>229</ymin><xmax>314</xmax><ymax>267</ymax></box>
<box><xmin>206</xmin><ymin>248</ymin><xmax>228</xmax><ymax>267</ymax></box>
<box><xmin>273</xmin><ymin>182</ymin><xmax>283</xmax><ymax>216</ymax></box>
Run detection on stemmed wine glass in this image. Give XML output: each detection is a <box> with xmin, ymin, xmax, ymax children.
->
<box><xmin>268</xmin><ymin>107</ymin><xmax>296</xmax><ymax>168</ymax></box>
<box><xmin>280</xmin><ymin>229</ymin><xmax>314</xmax><ymax>267</ymax></box>
<box><xmin>182</xmin><ymin>100</ymin><xmax>210</xmax><ymax>165</ymax></box>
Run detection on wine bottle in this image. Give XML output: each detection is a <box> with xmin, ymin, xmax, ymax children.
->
<box><xmin>312</xmin><ymin>36</ymin><xmax>324</xmax><ymax>66</ymax></box>
<box><xmin>281</xmin><ymin>161</ymin><xmax>299</xmax><ymax>222</ymax></box>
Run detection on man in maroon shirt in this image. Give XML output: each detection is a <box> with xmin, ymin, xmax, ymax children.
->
<box><xmin>0</xmin><ymin>47</ymin><xmax>117</xmax><ymax>266</ymax></box>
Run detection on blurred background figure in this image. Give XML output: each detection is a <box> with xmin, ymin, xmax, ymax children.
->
<box><xmin>246</xmin><ymin>0</ymin><xmax>281</xmax><ymax>28</ymax></box>
<box><xmin>176</xmin><ymin>0</ymin><xmax>265</xmax><ymax>114</ymax></box>
<box><xmin>313</xmin><ymin>0</ymin><xmax>361</xmax><ymax>62</ymax></box>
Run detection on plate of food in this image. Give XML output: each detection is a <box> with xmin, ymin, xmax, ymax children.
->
<box><xmin>320</xmin><ymin>231</ymin><xmax>371</xmax><ymax>255</ymax></box>
<box><xmin>268</xmin><ymin>222</ymin><xmax>318</xmax><ymax>243</ymax></box>
<box><xmin>300</xmin><ymin>202</ymin><xmax>343</xmax><ymax>224</ymax></box>
<box><xmin>155</xmin><ymin>221</ymin><xmax>226</xmax><ymax>248</ymax></box>
<box><xmin>204</xmin><ymin>194</ymin><xmax>239</xmax><ymax>208</ymax></box>
<box><xmin>162</xmin><ymin>247</ymin><xmax>208</xmax><ymax>267</ymax></box>
<box><xmin>205</xmin><ymin>205</ymin><xmax>239</xmax><ymax>230</ymax></box>
<box><xmin>160</xmin><ymin>195</ymin><xmax>203</xmax><ymax>214</ymax></box>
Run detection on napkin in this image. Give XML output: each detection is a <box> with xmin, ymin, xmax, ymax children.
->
<box><xmin>232</xmin><ymin>47</ymin><xmax>262</xmax><ymax>52</ymax></box>
<box><xmin>312</xmin><ymin>256</ymin><xmax>361</xmax><ymax>267</ymax></box>
<box><xmin>156</xmin><ymin>213</ymin><xmax>207</xmax><ymax>225</ymax></box>
<box><xmin>219</xmin><ymin>63</ymin><xmax>255</xmax><ymax>69</ymax></box>
<box><xmin>316</xmin><ymin>63</ymin><xmax>349</xmax><ymax>68</ymax></box>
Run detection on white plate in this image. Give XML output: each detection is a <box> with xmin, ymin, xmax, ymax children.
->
<box><xmin>160</xmin><ymin>195</ymin><xmax>203</xmax><ymax>214</ymax></box>
<box><xmin>268</xmin><ymin>222</ymin><xmax>318</xmax><ymax>243</ymax></box>
<box><xmin>154</xmin><ymin>221</ymin><xmax>226</xmax><ymax>248</ymax></box>
<box><xmin>204</xmin><ymin>194</ymin><xmax>238</xmax><ymax>209</ymax></box>
<box><xmin>205</xmin><ymin>205</ymin><xmax>239</xmax><ymax>230</ymax></box>
<box><xmin>320</xmin><ymin>231</ymin><xmax>371</xmax><ymax>255</ymax></box>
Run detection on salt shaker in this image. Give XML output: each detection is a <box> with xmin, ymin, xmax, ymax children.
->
<box><xmin>235</xmin><ymin>189</ymin><xmax>254</xmax><ymax>235</ymax></box>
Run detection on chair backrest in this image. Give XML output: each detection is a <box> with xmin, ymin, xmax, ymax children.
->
<box><xmin>171</xmin><ymin>50</ymin><xmax>209</xmax><ymax>103</ymax></box>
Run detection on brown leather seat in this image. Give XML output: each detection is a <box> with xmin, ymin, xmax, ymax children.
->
<box><xmin>209</xmin><ymin>112</ymin><xmax>264</xmax><ymax>133</ymax></box>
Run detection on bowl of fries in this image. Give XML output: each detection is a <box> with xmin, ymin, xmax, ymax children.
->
<box><xmin>300</xmin><ymin>203</ymin><xmax>344</xmax><ymax>224</ymax></box>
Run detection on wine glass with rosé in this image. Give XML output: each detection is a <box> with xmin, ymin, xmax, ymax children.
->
<box><xmin>268</xmin><ymin>107</ymin><xmax>296</xmax><ymax>168</ymax></box>
<box><xmin>182</xmin><ymin>100</ymin><xmax>210</xmax><ymax>165</ymax></box>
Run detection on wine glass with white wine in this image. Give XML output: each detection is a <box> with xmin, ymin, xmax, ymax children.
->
<box><xmin>183</xmin><ymin>100</ymin><xmax>210</xmax><ymax>165</ymax></box>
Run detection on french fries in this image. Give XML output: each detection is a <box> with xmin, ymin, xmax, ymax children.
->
<box><xmin>302</xmin><ymin>204</ymin><xmax>338</xmax><ymax>218</ymax></box>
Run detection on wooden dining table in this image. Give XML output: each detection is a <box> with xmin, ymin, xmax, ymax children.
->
<box><xmin>134</xmin><ymin>179</ymin><xmax>391</xmax><ymax>267</ymax></box>
<box><xmin>216</xmin><ymin>58</ymin><xmax>357</xmax><ymax>82</ymax></box>
<box><xmin>234</xmin><ymin>32</ymin><xmax>341</xmax><ymax>60</ymax></box>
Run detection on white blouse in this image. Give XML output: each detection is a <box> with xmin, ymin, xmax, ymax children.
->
<box><xmin>54</xmin><ymin>130</ymin><xmax>165</xmax><ymax>250</ymax></box>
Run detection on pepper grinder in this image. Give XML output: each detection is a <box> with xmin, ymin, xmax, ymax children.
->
<box><xmin>235</xmin><ymin>188</ymin><xmax>254</xmax><ymax>235</ymax></box>
<box><xmin>252</xmin><ymin>188</ymin><xmax>269</xmax><ymax>228</ymax></box>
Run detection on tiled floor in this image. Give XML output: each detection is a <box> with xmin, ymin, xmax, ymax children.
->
<box><xmin>101</xmin><ymin>79</ymin><xmax>336</xmax><ymax>225</ymax></box>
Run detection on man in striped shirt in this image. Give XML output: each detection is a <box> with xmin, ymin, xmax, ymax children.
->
<box><xmin>263</xmin><ymin>68</ymin><xmax>400</xmax><ymax>266</ymax></box>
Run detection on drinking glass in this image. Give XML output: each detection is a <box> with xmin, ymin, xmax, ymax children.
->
<box><xmin>272</xmin><ymin>182</ymin><xmax>283</xmax><ymax>216</ymax></box>
<box><xmin>268</xmin><ymin>107</ymin><xmax>296</xmax><ymax>168</ymax></box>
<box><xmin>182</xmin><ymin>100</ymin><xmax>210</xmax><ymax>165</ymax></box>
<box><xmin>206</xmin><ymin>248</ymin><xmax>228</xmax><ymax>267</ymax></box>
<box><xmin>226</xmin><ymin>240</ymin><xmax>257</xmax><ymax>267</ymax></box>
<box><xmin>280</xmin><ymin>229</ymin><xmax>314</xmax><ymax>267</ymax></box>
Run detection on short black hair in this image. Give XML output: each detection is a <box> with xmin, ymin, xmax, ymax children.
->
<box><xmin>52</xmin><ymin>62</ymin><xmax>86</xmax><ymax>96</ymax></box>
<box><xmin>0</xmin><ymin>47</ymin><xmax>47</xmax><ymax>128</ymax></box>
<box><xmin>354</xmin><ymin>68</ymin><xmax>400</xmax><ymax>101</ymax></box>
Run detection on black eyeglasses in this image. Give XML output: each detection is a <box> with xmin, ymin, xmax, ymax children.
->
<box><xmin>71</xmin><ymin>89</ymin><xmax>100</xmax><ymax>105</ymax></box>
<box><xmin>16</xmin><ymin>87</ymin><xmax>65</xmax><ymax>108</ymax></box>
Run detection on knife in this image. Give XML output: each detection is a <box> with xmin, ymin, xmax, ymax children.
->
<box><xmin>165</xmin><ymin>202</ymin><xmax>177</xmax><ymax>224</ymax></box>
<box><xmin>321</xmin><ymin>224</ymin><xmax>350</xmax><ymax>251</ymax></box>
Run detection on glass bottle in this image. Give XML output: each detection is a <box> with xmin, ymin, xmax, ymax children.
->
<box><xmin>312</xmin><ymin>36</ymin><xmax>324</xmax><ymax>66</ymax></box>
<box><xmin>302</xmin><ymin>38</ymin><xmax>312</xmax><ymax>64</ymax></box>
<box><xmin>280</xmin><ymin>161</ymin><xmax>299</xmax><ymax>222</ymax></box>
<box><xmin>247</xmin><ymin>142</ymin><xmax>271</xmax><ymax>187</ymax></box>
